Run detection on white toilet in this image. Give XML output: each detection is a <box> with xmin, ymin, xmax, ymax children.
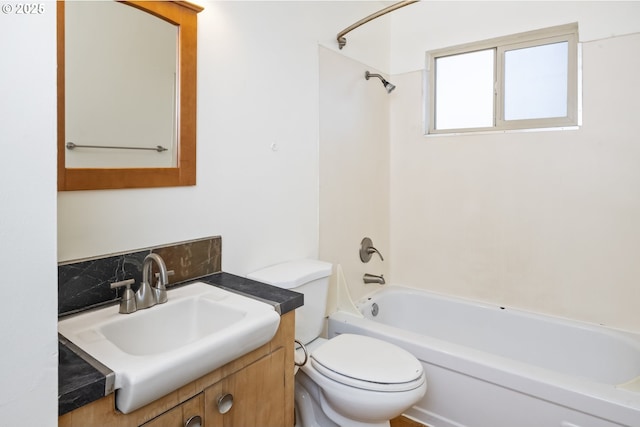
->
<box><xmin>248</xmin><ymin>259</ymin><xmax>427</xmax><ymax>427</ymax></box>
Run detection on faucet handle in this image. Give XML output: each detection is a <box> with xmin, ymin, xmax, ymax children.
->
<box><xmin>154</xmin><ymin>269</ymin><xmax>175</xmax><ymax>281</ymax></box>
<box><xmin>111</xmin><ymin>279</ymin><xmax>137</xmax><ymax>314</ymax></box>
<box><xmin>360</xmin><ymin>237</ymin><xmax>384</xmax><ymax>263</ymax></box>
<box><xmin>111</xmin><ymin>278</ymin><xmax>135</xmax><ymax>289</ymax></box>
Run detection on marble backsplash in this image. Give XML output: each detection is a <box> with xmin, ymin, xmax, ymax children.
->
<box><xmin>58</xmin><ymin>236</ymin><xmax>222</xmax><ymax>316</ymax></box>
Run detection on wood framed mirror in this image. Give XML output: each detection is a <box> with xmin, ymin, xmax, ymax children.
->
<box><xmin>57</xmin><ymin>1</ymin><xmax>203</xmax><ymax>191</ymax></box>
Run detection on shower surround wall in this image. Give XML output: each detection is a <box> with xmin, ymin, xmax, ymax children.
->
<box><xmin>318</xmin><ymin>46</ymin><xmax>391</xmax><ymax>313</ymax></box>
<box><xmin>58</xmin><ymin>236</ymin><xmax>221</xmax><ymax>316</ymax></box>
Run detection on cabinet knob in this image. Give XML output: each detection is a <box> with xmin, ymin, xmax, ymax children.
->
<box><xmin>184</xmin><ymin>415</ymin><xmax>202</xmax><ymax>427</ymax></box>
<box><xmin>217</xmin><ymin>393</ymin><xmax>234</xmax><ymax>414</ymax></box>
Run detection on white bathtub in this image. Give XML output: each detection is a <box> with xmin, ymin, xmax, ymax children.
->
<box><xmin>328</xmin><ymin>285</ymin><xmax>640</xmax><ymax>427</ymax></box>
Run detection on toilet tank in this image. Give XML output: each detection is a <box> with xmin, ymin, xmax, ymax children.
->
<box><xmin>247</xmin><ymin>259</ymin><xmax>332</xmax><ymax>345</ymax></box>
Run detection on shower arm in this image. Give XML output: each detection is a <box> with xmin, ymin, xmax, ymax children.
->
<box><xmin>337</xmin><ymin>0</ymin><xmax>420</xmax><ymax>50</ymax></box>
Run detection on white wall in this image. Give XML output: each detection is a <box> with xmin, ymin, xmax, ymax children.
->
<box><xmin>390</xmin><ymin>1</ymin><xmax>640</xmax><ymax>74</ymax></box>
<box><xmin>388</xmin><ymin>2</ymin><xmax>640</xmax><ymax>332</ymax></box>
<box><xmin>0</xmin><ymin>3</ymin><xmax>58</xmax><ymax>425</ymax></box>
<box><xmin>57</xmin><ymin>1</ymin><xmax>389</xmax><ymax>278</ymax></box>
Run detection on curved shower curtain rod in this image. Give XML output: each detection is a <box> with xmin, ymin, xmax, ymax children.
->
<box><xmin>337</xmin><ymin>0</ymin><xmax>420</xmax><ymax>50</ymax></box>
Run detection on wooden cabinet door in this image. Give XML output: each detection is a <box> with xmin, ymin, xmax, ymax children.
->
<box><xmin>141</xmin><ymin>394</ymin><xmax>204</xmax><ymax>427</ymax></box>
<box><xmin>205</xmin><ymin>348</ymin><xmax>286</xmax><ymax>427</ymax></box>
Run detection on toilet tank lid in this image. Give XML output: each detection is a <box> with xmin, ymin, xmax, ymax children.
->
<box><xmin>247</xmin><ymin>259</ymin><xmax>332</xmax><ymax>289</ymax></box>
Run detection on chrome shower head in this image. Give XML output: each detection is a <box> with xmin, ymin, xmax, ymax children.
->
<box><xmin>365</xmin><ymin>71</ymin><xmax>396</xmax><ymax>93</ymax></box>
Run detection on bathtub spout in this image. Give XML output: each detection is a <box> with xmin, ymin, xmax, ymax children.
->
<box><xmin>363</xmin><ymin>273</ymin><xmax>385</xmax><ymax>285</ymax></box>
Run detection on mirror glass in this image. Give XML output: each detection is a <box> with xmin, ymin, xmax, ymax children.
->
<box><xmin>57</xmin><ymin>1</ymin><xmax>202</xmax><ymax>191</ymax></box>
<box><xmin>65</xmin><ymin>1</ymin><xmax>178</xmax><ymax>168</ymax></box>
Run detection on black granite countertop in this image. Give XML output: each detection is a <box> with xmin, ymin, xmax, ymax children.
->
<box><xmin>58</xmin><ymin>272</ymin><xmax>303</xmax><ymax>416</ymax></box>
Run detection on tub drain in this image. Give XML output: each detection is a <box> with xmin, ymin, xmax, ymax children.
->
<box><xmin>371</xmin><ymin>303</ymin><xmax>379</xmax><ymax>317</ymax></box>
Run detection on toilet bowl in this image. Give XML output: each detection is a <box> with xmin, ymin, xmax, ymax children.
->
<box><xmin>297</xmin><ymin>335</ymin><xmax>426</xmax><ymax>427</ymax></box>
<box><xmin>248</xmin><ymin>259</ymin><xmax>427</xmax><ymax>427</ymax></box>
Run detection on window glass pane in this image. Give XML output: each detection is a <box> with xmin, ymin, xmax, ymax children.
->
<box><xmin>504</xmin><ymin>41</ymin><xmax>568</xmax><ymax>121</ymax></box>
<box><xmin>435</xmin><ymin>49</ymin><xmax>494</xmax><ymax>130</ymax></box>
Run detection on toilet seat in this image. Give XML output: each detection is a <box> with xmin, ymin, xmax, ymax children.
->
<box><xmin>309</xmin><ymin>334</ymin><xmax>425</xmax><ymax>392</ymax></box>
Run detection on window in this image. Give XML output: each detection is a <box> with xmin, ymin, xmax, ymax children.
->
<box><xmin>427</xmin><ymin>23</ymin><xmax>579</xmax><ymax>134</ymax></box>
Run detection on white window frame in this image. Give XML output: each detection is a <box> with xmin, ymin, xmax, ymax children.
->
<box><xmin>426</xmin><ymin>23</ymin><xmax>580</xmax><ymax>135</ymax></box>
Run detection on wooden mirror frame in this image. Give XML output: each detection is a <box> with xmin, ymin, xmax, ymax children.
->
<box><xmin>57</xmin><ymin>1</ymin><xmax>203</xmax><ymax>191</ymax></box>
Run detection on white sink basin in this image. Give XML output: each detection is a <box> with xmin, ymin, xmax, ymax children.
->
<box><xmin>58</xmin><ymin>282</ymin><xmax>280</xmax><ymax>413</ymax></box>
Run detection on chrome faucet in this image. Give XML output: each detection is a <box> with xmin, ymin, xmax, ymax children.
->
<box><xmin>136</xmin><ymin>253</ymin><xmax>170</xmax><ymax>309</ymax></box>
<box><xmin>363</xmin><ymin>273</ymin><xmax>385</xmax><ymax>285</ymax></box>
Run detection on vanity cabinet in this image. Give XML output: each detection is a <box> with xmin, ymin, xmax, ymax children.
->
<box><xmin>140</xmin><ymin>350</ymin><xmax>285</xmax><ymax>427</ymax></box>
<box><xmin>59</xmin><ymin>311</ymin><xmax>295</xmax><ymax>427</ymax></box>
<box><xmin>204</xmin><ymin>349</ymin><xmax>286</xmax><ymax>426</ymax></box>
